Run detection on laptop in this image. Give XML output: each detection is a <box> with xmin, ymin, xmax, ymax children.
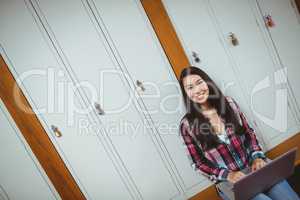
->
<box><xmin>217</xmin><ymin>147</ymin><xmax>298</xmax><ymax>200</ymax></box>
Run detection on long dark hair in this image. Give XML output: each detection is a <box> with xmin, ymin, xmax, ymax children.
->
<box><xmin>179</xmin><ymin>66</ymin><xmax>245</xmax><ymax>150</ymax></box>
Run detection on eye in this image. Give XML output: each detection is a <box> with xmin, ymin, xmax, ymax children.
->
<box><xmin>187</xmin><ymin>86</ymin><xmax>193</xmax><ymax>90</ymax></box>
<box><xmin>196</xmin><ymin>79</ymin><xmax>204</xmax><ymax>85</ymax></box>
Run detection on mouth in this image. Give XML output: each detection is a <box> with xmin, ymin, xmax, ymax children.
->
<box><xmin>195</xmin><ymin>90</ymin><xmax>207</xmax><ymax>99</ymax></box>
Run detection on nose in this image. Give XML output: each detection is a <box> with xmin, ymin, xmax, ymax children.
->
<box><xmin>193</xmin><ymin>87</ymin><xmax>203</xmax><ymax>96</ymax></box>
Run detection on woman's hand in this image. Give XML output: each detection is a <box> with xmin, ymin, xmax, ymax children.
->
<box><xmin>227</xmin><ymin>171</ymin><xmax>246</xmax><ymax>183</ymax></box>
<box><xmin>251</xmin><ymin>158</ymin><xmax>266</xmax><ymax>172</ymax></box>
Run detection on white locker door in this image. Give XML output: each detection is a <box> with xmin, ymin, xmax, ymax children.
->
<box><xmin>162</xmin><ymin>0</ymin><xmax>263</xmax><ymax>195</ymax></box>
<box><xmin>0</xmin><ymin>1</ymin><xmax>133</xmax><ymax>200</ymax></box>
<box><xmin>256</xmin><ymin>0</ymin><xmax>300</xmax><ymax>120</ymax></box>
<box><xmin>0</xmin><ymin>99</ymin><xmax>59</xmax><ymax>200</ymax></box>
<box><xmin>29</xmin><ymin>0</ymin><xmax>180</xmax><ymax>199</ymax></box>
<box><xmin>90</xmin><ymin>0</ymin><xmax>206</xmax><ymax>198</ymax></box>
<box><xmin>207</xmin><ymin>0</ymin><xmax>299</xmax><ymax>148</ymax></box>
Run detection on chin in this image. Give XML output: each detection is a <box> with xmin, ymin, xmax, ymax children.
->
<box><xmin>198</xmin><ymin>99</ymin><xmax>206</xmax><ymax>104</ymax></box>
<box><xmin>199</xmin><ymin>96</ymin><xmax>209</xmax><ymax>104</ymax></box>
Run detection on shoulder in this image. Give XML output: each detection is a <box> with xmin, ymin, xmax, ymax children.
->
<box><xmin>225</xmin><ymin>96</ymin><xmax>243</xmax><ymax>124</ymax></box>
<box><xmin>179</xmin><ymin>113</ymin><xmax>195</xmax><ymax>136</ymax></box>
<box><xmin>180</xmin><ymin>113</ymin><xmax>191</xmax><ymax>128</ymax></box>
<box><xmin>225</xmin><ymin>95</ymin><xmax>235</xmax><ymax>105</ymax></box>
<box><xmin>225</xmin><ymin>96</ymin><xmax>240</xmax><ymax>111</ymax></box>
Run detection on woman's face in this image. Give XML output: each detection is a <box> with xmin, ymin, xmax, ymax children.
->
<box><xmin>183</xmin><ymin>74</ymin><xmax>209</xmax><ymax>104</ymax></box>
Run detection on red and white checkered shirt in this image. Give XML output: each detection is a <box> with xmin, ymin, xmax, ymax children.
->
<box><xmin>179</xmin><ymin>96</ymin><xmax>266</xmax><ymax>183</ymax></box>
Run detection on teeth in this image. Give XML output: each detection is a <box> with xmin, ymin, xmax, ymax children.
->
<box><xmin>195</xmin><ymin>91</ymin><xmax>206</xmax><ymax>99</ymax></box>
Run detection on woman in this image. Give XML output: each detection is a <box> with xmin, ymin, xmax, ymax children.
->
<box><xmin>179</xmin><ymin>66</ymin><xmax>299</xmax><ymax>200</ymax></box>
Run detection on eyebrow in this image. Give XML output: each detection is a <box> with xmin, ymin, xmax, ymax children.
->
<box><xmin>184</xmin><ymin>78</ymin><xmax>203</xmax><ymax>87</ymax></box>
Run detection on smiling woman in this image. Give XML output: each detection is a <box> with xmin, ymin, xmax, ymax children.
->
<box><xmin>182</xmin><ymin>74</ymin><xmax>209</xmax><ymax>105</ymax></box>
<box><xmin>178</xmin><ymin>66</ymin><xmax>300</xmax><ymax>200</ymax></box>
<box><xmin>141</xmin><ymin>0</ymin><xmax>300</xmax><ymax>198</ymax></box>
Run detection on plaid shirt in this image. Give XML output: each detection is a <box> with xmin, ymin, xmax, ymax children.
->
<box><xmin>179</xmin><ymin>96</ymin><xmax>266</xmax><ymax>183</ymax></box>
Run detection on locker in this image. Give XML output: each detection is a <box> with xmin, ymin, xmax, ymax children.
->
<box><xmin>0</xmin><ymin>1</ymin><xmax>133</xmax><ymax>199</ymax></box>
<box><xmin>255</xmin><ymin>0</ymin><xmax>300</xmax><ymax>121</ymax></box>
<box><xmin>91</xmin><ymin>0</ymin><xmax>207</xmax><ymax>198</ymax></box>
<box><xmin>207</xmin><ymin>0</ymin><xmax>299</xmax><ymax>148</ymax></box>
<box><xmin>0</xmin><ymin>99</ymin><xmax>59</xmax><ymax>200</ymax></box>
<box><xmin>162</xmin><ymin>0</ymin><xmax>299</xmax><ymax>150</ymax></box>
<box><xmin>0</xmin><ymin>0</ymin><xmax>182</xmax><ymax>199</ymax></box>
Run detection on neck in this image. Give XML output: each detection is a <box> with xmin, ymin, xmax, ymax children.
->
<box><xmin>200</xmin><ymin>101</ymin><xmax>211</xmax><ymax>111</ymax></box>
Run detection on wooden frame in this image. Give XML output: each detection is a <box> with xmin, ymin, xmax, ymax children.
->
<box><xmin>141</xmin><ymin>0</ymin><xmax>190</xmax><ymax>78</ymax></box>
<box><xmin>0</xmin><ymin>55</ymin><xmax>86</xmax><ymax>200</ymax></box>
<box><xmin>140</xmin><ymin>0</ymin><xmax>300</xmax><ymax>199</ymax></box>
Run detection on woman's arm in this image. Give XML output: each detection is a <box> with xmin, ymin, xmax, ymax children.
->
<box><xmin>180</xmin><ymin>118</ymin><xmax>229</xmax><ymax>183</ymax></box>
<box><xmin>227</xmin><ymin>96</ymin><xmax>267</xmax><ymax>165</ymax></box>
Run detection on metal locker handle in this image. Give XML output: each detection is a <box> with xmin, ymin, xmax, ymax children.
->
<box><xmin>228</xmin><ymin>32</ymin><xmax>239</xmax><ymax>46</ymax></box>
<box><xmin>192</xmin><ymin>51</ymin><xmax>201</xmax><ymax>63</ymax></box>
<box><xmin>94</xmin><ymin>102</ymin><xmax>105</xmax><ymax>115</ymax></box>
<box><xmin>51</xmin><ymin>125</ymin><xmax>62</xmax><ymax>137</ymax></box>
<box><xmin>136</xmin><ymin>80</ymin><xmax>145</xmax><ymax>92</ymax></box>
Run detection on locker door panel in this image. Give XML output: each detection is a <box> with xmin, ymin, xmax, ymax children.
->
<box><xmin>91</xmin><ymin>0</ymin><xmax>207</xmax><ymax>196</ymax></box>
<box><xmin>32</xmin><ymin>0</ymin><xmax>180</xmax><ymax>199</ymax></box>
<box><xmin>208</xmin><ymin>0</ymin><xmax>299</xmax><ymax>147</ymax></box>
<box><xmin>0</xmin><ymin>1</ymin><xmax>133</xmax><ymax>199</ymax></box>
<box><xmin>162</xmin><ymin>0</ymin><xmax>250</xmax><ymax>105</ymax></box>
<box><xmin>256</xmin><ymin>0</ymin><xmax>300</xmax><ymax>120</ymax></box>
